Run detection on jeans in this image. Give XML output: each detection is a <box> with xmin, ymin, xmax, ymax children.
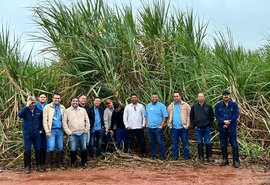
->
<box><xmin>195</xmin><ymin>126</ymin><xmax>211</xmax><ymax>145</ymax></box>
<box><xmin>171</xmin><ymin>128</ymin><xmax>189</xmax><ymax>159</ymax></box>
<box><xmin>23</xmin><ymin>131</ymin><xmax>42</xmax><ymax>153</ymax></box>
<box><xmin>219</xmin><ymin>130</ymin><xmax>238</xmax><ymax>148</ymax></box>
<box><xmin>127</xmin><ymin>129</ymin><xmax>146</xmax><ymax>154</ymax></box>
<box><xmin>147</xmin><ymin>128</ymin><xmax>165</xmax><ymax>159</ymax></box>
<box><xmin>116</xmin><ymin>128</ymin><xmax>128</xmax><ymax>152</ymax></box>
<box><xmin>46</xmin><ymin>129</ymin><xmax>63</xmax><ymax>152</ymax></box>
<box><xmin>69</xmin><ymin>133</ymin><xmax>88</xmax><ymax>151</ymax></box>
<box><xmin>41</xmin><ymin>132</ymin><xmax>47</xmax><ymax>151</ymax></box>
<box><xmin>90</xmin><ymin>129</ymin><xmax>104</xmax><ymax>158</ymax></box>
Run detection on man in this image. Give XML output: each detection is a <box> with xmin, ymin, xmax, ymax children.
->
<box><xmin>89</xmin><ymin>97</ymin><xmax>104</xmax><ymax>158</ymax></box>
<box><xmin>78</xmin><ymin>94</ymin><xmax>91</xmax><ymax>147</ymax></box>
<box><xmin>43</xmin><ymin>93</ymin><xmax>66</xmax><ymax>170</ymax></box>
<box><xmin>104</xmin><ymin>99</ymin><xmax>115</xmax><ymax>148</ymax></box>
<box><xmin>167</xmin><ymin>91</ymin><xmax>191</xmax><ymax>160</ymax></box>
<box><xmin>145</xmin><ymin>93</ymin><xmax>168</xmax><ymax>160</ymax></box>
<box><xmin>190</xmin><ymin>93</ymin><xmax>214</xmax><ymax>162</ymax></box>
<box><xmin>123</xmin><ymin>93</ymin><xmax>146</xmax><ymax>157</ymax></box>
<box><xmin>18</xmin><ymin>96</ymin><xmax>44</xmax><ymax>173</ymax></box>
<box><xmin>63</xmin><ymin>96</ymin><xmax>90</xmax><ymax>169</ymax></box>
<box><xmin>215</xmin><ymin>90</ymin><xmax>240</xmax><ymax>168</ymax></box>
<box><xmin>36</xmin><ymin>93</ymin><xmax>48</xmax><ymax>168</ymax></box>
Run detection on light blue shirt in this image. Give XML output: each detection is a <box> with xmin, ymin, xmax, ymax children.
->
<box><xmin>144</xmin><ymin>102</ymin><xmax>168</xmax><ymax>128</ymax></box>
<box><xmin>93</xmin><ymin>107</ymin><xmax>102</xmax><ymax>131</ymax></box>
<box><xmin>172</xmin><ymin>103</ymin><xmax>183</xmax><ymax>129</ymax></box>
<box><xmin>52</xmin><ymin>105</ymin><xmax>62</xmax><ymax>129</ymax></box>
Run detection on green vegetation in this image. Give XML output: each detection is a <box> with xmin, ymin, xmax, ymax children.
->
<box><xmin>1</xmin><ymin>0</ymin><xmax>270</xmax><ymax>167</ymax></box>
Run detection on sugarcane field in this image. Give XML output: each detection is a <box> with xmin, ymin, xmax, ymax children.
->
<box><xmin>0</xmin><ymin>0</ymin><xmax>270</xmax><ymax>184</ymax></box>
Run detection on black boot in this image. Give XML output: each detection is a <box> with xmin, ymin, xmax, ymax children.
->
<box><xmin>45</xmin><ymin>152</ymin><xmax>53</xmax><ymax>171</ymax></box>
<box><xmin>220</xmin><ymin>147</ymin><xmax>229</xmax><ymax>166</ymax></box>
<box><xmin>41</xmin><ymin>149</ymin><xmax>46</xmax><ymax>168</ymax></box>
<box><xmin>205</xmin><ymin>144</ymin><xmax>214</xmax><ymax>163</ymax></box>
<box><xmin>81</xmin><ymin>150</ymin><xmax>88</xmax><ymax>169</ymax></box>
<box><xmin>56</xmin><ymin>151</ymin><xmax>64</xmax><ymax>169</ymax></box>
<box><xmin>70</xmin><ymin>151</ymin><xmax>77</xmax><ymax>169</ymax></box>
<box><xmin>24</xmin><ymin>152</ymin><xmax>31</xmax><ymax>174</ymax></box>
<box><xmin>197</xmin><ymin>143</ymin><xmax>204</xmax><ymax>161</ymax></box>
<box><xmin>35</xmin><ymin>151</ymin><xmax>44</xmax><ymax>172</ymax></box>
<box><xmin>232</xmin><ymin>147</ymin><xmax>240</xmax><ymax>168</ymax></box>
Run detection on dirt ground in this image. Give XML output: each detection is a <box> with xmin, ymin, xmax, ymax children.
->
<box><xmin>0</xmin><ymin>159</ymin><xmax>269</xmax><ymax>185</ymax></box>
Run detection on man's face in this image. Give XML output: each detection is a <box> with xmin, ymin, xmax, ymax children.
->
<box><xmin>106</xmin><ymin>102</ymin><xmax>113</xmax><ymax>109</ymax></box>
<box><xmin>38</xmin><ymin>94</ymin><xmax>47</xmax><ymax>104</ymax></box>
<box><xmin>197</xmin><ymin>93</ymin><xmax>205</xmax><ymax>103</ymax></box>
<box><xmin>79</xmin><ymin>95</ymin><xmax>87</xmax><ymax>105</ymax></box>
<box><xmin>115</xmin><ymin>106</ymin><xmax>121</xmax><ymax>112</ymax></box>
<box><xmin>222</xmin><ymin>93</ymin><xmax>230</xmax><ymax>101</ymax></box>
<box><xmin>173</xmin><ymin>93</ymin><xmax>181</xmax><ymax>103</ymax></box>
<box><xmin>131</xmin><ymin>95</ymin><xmax>138</xmax><ymax>104</ymax></box>
<box><xmin>71</xmin><ymin>98</ymin><xmax>79</xmax><ymax>108</ymax></box>
<box><xmin>29</xmin><ymin>101</ymin><xmax>36</xmax><ymax>109</ymax></box>
<box><xmin>151</xmin><ymin>94</ymin><xmax>158</xmax><ymax>103</ymax></box>
<box><xmin>94</xmin><ymin>98</ymin><xmax>101</xmax><ymax>107</ymax></box>
<box><xmin>53</xmin><ymin>95</ymin><xmax>61</xmax><ymax>105</ymax></box>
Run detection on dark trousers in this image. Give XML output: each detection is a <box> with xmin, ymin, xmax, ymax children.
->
<box><xmin>171</xmin><ymin>128</ymin><xmax>189</xmax><ymax>159</ymax></box>
<box><xmin>116</xmin><ymin>128</ymin><xmax>128</xmax><ymax>152</ymax></box>
<box><xmin>89</xmin><ymin>129</ymin><xmax>104</xmax><ymax>158</ymax></box>
<box><xmin>127</xmin><ymin>129</ymin><xmax>146</xmax><ymax>154</ymax></box>
<box><xmin>23</xmin><ymin>131</ymin><xmax>42</xmax><ymax>153</ymax></box>
<box><xmin>147</xmin><ymin>128</ymin><xmax>165</xmax><ymax>159</ymax></box>
<box><xmin>219</xmin><ymin>130</ymin><xmax>238</xmax><ymax>148</ymax></box>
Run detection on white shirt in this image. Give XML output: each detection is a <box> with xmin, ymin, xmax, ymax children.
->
<box><xmin>123</xmin><ymin>103</ymin><xmax>145</xmax><ymax>129</ymax></box>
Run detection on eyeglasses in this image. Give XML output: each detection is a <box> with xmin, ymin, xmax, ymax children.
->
<box><xmin>134</xmin><ymin>106</ymin><xmax>136</xmax><ymax>111</ymax></box>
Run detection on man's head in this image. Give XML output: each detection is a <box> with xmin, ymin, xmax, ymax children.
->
<box><xmin>105</xmin><ymin>99</ymin><xmax>113</xmax><ymax>109</ymax></box>
<box><xmin>197</xmin><ymin>93</ymin><xmax>205</xmax><ymax>104</ymax></box>
<box><xmin>173</xmin><ymin>91</ymin><xmax>181</xmax><ymax>103</ymax></box>
<box><xmin>71</xmin><ymin>96</ymin><xmax>79</xmax><ymax>108</ymax></box>
<box><xmin>38</xmin><ymin>94</ymin><xmax>47</xmax><ymax>104</ymax></box>
<box><xmin>222</xmin><ymin>90</ymin><xmax>231</xmax><ymax>102</ymax></box>
<box><xmin>27</xmin><ymin>96</ymin><xmax>37</xmax><ymax>109</ymax></box>
<box><xmin>79</xmin><ymin>94</ymin><xmax>87</xmax><ymax>106</ymax></box>
<box><xmin>114</xmin><ymin>102</ymin><xmax>122</xmax><ymax>112</ymax></box>
<box><xmin>151</xmin><ymin>93</ymin><xmax>159</xmax><ymax>104</ymax></box>
<box><xmin>52</xmin><ymin>93</ymin><xmax>61</xmax><ymax>105</ymax></box>
<box><xmin>93</xmin><ymin>97</ymin><xmax>101</xmax><ymax>107</ymax></box>
<box><xmin>130</xmin><ymin>93</ymin><xmax>138</xmax><ymax>104</ymax></box>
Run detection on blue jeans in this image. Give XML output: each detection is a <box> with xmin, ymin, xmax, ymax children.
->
<box><xmin>171</xmin><ymin>128</ymin><xmax>189</xmax><ymax>159</ymax></box>
<box><xmin>69</xmin><ymin>133</ymin><xmax>88</xmax><ymax>151</ymax></box>
<box><xmin>116</xmin><ymin>128</ymin><xmax>128</xmax><ymax>152</ymax></box>
<box><xmin>90</xmin><ymin>129</ymin><xmax>104</xmax><ymax>158</ymax></box>
<box><xmin>219</xmin><ymin>130</ymin><xmax>238</xmax><ymax>148</ymax></box>
<box><xmin>23</xmin><ymin>131</ymin><xmax>42</xmax><ymax>153</ymax></box>
<box><xmin>195</xmin><ymin>126</ymin><xmax>211</xmax><ymax>145</ymax></box>
<box><xmin>147</xmin><ymin>128</ymin><xmax>165</xmax><ymax>159</ymax></box>
<box><xmin>46</xmin><ymin>129</ymin><xmax>63</xmax><ymax>152</ymax></box>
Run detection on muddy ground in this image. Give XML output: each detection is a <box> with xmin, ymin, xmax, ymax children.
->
<box><xmin>0</xmin><ymin>157</ymin><xmax>269</xmax><ymax>185</ymax></box>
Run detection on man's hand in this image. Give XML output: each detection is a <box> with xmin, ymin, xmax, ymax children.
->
<box><xmin>46</xmin><ymin>132</ymin><xmax>51</xmax><ymax>138</ymax></box>
<box><xmin>110</xmin><ymin>130</ymin><xmax>114</xmax><ymax>136</ymax></box>
<box><xmin>26</xmin><ymin>100</ymin><xmax>32</xmax><ymax>107</ymax></box>
<box><xmin>223</xmin><ymin>125</ymin><xmax>228</xmax><ymax>129</ymax></box>
<box><xmin>224</xmin><ymin>120</ymin><xmax>231</xmax><ymax>125</ymax></box>
<box><xmin>158</xmin><ymin>125</ymin><xmax>163</xmax><ymax>129</ymax></box>
<box><xmin>69</xmin><ymin>132</ymin><xmax>73</xmax><ymax>136</ymax></box>
<box><xmin>126</xmin><ymin>127</ymin><xmax>131</xmax><ymax>130</ymax></box>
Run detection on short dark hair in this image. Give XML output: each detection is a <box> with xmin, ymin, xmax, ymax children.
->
<box><xmin>93</xmin><ymin>96</ymin><xmax>101</xmax><ymax>101</ymax></box>
<box><xmin>130</xmin><ymin>93</ymin><xmax>137</xmax><ymax>97</ymax></box>
<box><xmin>53</xmin><ymin>92</ymin><xmax>61</xmax><ymax>97</ymax></box>
<box><xmin>114</xmin><ymin>102</ymin><xmax>121</xmax><ymax>109</ymax></box>
<box><xmin>71</xmin><ymin>96</ymin><xmax>78</xmax><ymax>101</ymax></box>
<box><xmin>38</xmin><ymin>93</ymin><xmax>46</xmax><ymax>97</ymax></box>
<box><xmin>152</xmin><ymin>92</ymin><xmax>158</xmax><ymax>96</ymax></box>
<box><xmin>173</xmin><ymin>91</ymin><xmax>181</xmax><ymax>95</ymax></box>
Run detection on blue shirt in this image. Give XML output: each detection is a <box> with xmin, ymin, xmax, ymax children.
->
<box><xmin>144</xmin><ymin>102</ymin><xmax>168</xmax><ymax>128</ymax></box>
<box><xmin>93</xmin><ymin>107</ymin><xmax>102</xmax><ymax>131</ymax></box>
<box><xmin>36</xmin><ymin>101</ymin><xmax>47</xmax><ymax>111</ymax></box>
<box><xmin>52</xmin><ymin>105</ymin><xmax>62</xmax><ymax>129</ymax></box>
<box><xmin>172</xmin><ymin>103</ymin><xmax>183</xmax><ymax>129</ymax></box>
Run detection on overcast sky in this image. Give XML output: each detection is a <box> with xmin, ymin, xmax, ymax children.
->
<box><xmin>1</xmin><ymin>0</ymin><xmax>270</xmax><ymax>61</ymax></box>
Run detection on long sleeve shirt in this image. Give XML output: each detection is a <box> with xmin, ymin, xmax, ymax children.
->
<box><xmin>62</xmin><ymin>106</ymin><xmax>90</xmax><ymax>135</ymax></box>
<box><xmin>111</xmin><ymin>109</ymin><xmax>125</xmax><ymax>130</ymax></box>
<box><xmin>123</xmin><ymin>103</ymin><xmax>145</xmax><ymax>129</ymax></box>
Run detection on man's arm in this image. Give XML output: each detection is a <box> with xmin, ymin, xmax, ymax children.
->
<box><xmin>62</xmin><ymin>110</ymin><xmax>72</xmax><ymax>136</ymax></box>
<box><xmin>123</xmin><ymin>106</ymin><xmax>130</xmax><ymax>129</ymax></box>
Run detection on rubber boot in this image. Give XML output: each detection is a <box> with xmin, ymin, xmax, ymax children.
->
<box><xmin>41</xmin><ymin>149</ymin><xmax>46</xmax><ymax>169</ymax></box>
<box><xmin>197</xmin><ymin>143</ymin><xmax>204</xmax><ymax>161</ymax></box>
<box><xmin>205</xmin><ymin>144</ymin><xmax>214</xmax><ymax>163</ymax></box>
<box><xmin>45</xmin><ymin>152</ymin><xmax>53</xmax><ymax>171</ymax></box>
<box><xmin>35</xmin><ymin>151</ymin><xmax>44</xmax><ymax>172</ymax></box>
<box><xmin>70</xmin><ymin>151</ymin><xmax>77</xmax><ymax>169</ymax></box>
<box><xmin>232</xmin><ymin>147</ymin><xmax>240</xmax><ymax>168</ymax></box>
<box><xmin>220</xmin><ymin>147</ymin><xmax>229</xmax><ymax>166</ymax></box>
<box><xmin>24</xmin><ymin>152</ymin><xmax>31</xmax><ymax>174</ymax></box>
<box><xmin>56</xmin><ymin>151</ymin><xmax>64</xmax><ymax>169</ymax></box>
<box><xmin>81</xmin><ymin>150</ymin><xmax>88</xmax><ymax>169</ymax></box>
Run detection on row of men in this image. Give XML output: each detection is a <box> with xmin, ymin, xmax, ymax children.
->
<box><xmin>18</xmin><ymin>90</ymin><xmax>239</xmax><ymax>173</ymax></box>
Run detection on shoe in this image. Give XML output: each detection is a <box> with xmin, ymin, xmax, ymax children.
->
<box><xmin>232</xmin><ymin>147</ymin><xmax>240</xmax><ymax>168</ymax></box>
<box><xmin>45</xmin><ymin>152</ymin><xmax>53</xmax><ymax>171</ymax></box>
<box><xmin>142</xmin><ymin>153</ymin><xmax>147</xmax><ymax>158</ymax></box>
<box><xmin>197</xmin><ymin>143</ymin><xmax>204</xmax><ymax>161</ymax></box>
<box><xmin>24</xmin><ymin>166</ymin><xmax>31</xmax><ymax>174</ymax></box>
<box><xmin>220</xmin><ymin>147</ymin><xmax>229</xmax><ymax>166</ymax></box>
<box><xmin>35</xmin><ymin>151</ymin><xmax>45</xmax><ymax>172</ymax></box>
<box><xmin>23</xmin><ymin>152</ymin><xmax>31</xmax><ymax>174</ymax></box>
<box><xmin>82</xmin><ymin>163</ymin><xmax>88</xmax><ymax>169</ymax></box>
<box><xmin>205</xmin><ymin>144</ymin><xmax>214</xmax><ymax>163</ymax></box>
<box><xmin>56</xmin><ymin>151</ymin><xmax>64</xmax><ymax>169</ymax></box>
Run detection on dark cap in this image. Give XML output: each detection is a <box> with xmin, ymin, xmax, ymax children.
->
<box><xmin>222</xmin><ymin>90</ymin><xmax>231</xmax><ymax>95</ymax></box>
